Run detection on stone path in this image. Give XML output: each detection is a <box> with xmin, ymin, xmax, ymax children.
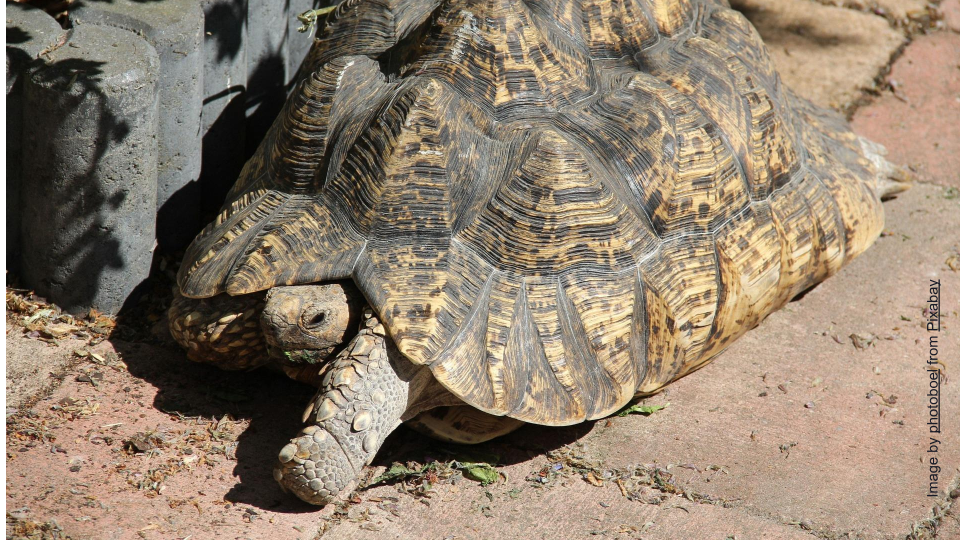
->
<box><xmin>7</xmin><ymin>1</ymin><xmax>960</xmax><ymax>539</ymax></box>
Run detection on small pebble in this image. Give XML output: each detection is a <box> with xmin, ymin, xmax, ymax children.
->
<box><xmin>8</xmin><ymin>507</ymin><xmax>29</xmax><ymax>520</ymax></box>
<box><xmin>804</xmin><ymin>402</ymin><xmax>815</xmax><ymax>409</ymax></box>
<box><xmin>950</xmin><ymin>489</ymin><xmax>959</xmax><ymax>499</ymax></box>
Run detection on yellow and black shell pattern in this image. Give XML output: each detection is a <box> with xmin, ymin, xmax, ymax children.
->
<box><xmin>178</xmin><ymin>0</ymin><xmax>886</xmax><ymax>425</ymax></box>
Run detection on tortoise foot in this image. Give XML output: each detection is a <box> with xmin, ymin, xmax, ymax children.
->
<box><xmin>274</xmin><ymin>310</ymin><xmax>407</xmax><ymax>505</ymax></box>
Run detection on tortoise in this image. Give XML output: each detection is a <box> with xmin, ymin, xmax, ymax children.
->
<box><xmin>169</xmin><ymin>0</ymin><xmax>909</xmax><ymax>505</ymax></box>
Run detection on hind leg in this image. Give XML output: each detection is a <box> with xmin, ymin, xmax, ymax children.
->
<box><xmin>407</xmin><ymin>406</ymin><xmax>524</xmax><ymax>444</ymax></box>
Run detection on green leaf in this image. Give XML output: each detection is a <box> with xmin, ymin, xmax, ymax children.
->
<box><xmin>296</xmin><ymin>5</ymin><xmax>338</xmax><ymax>33</ymax></box>
<box><xmin>25</xmin><ymin>309</ymin><xmax>54</xmax><ymax>325</ymax></box>
<box><xmin>371</xmin><ymin>463</ymin><xmax>418</xmax><ymax>485</ymax></box>
<box><xmin>616</xmin><ymin>402</ymin><xmax>669</xmax><ymax>417</ymax></box>
<box><xmin>283</xmin><ymin>349</ymin><xmax>327</xmax><ymax>364</ymax></box>
<box><xmin>456</xmin><ymin>462</ymin><xmax>500</xmax><ymax>485</ymax></box>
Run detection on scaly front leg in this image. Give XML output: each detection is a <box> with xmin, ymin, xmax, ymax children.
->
<box><xmin>274</xmin><ymin>309</ymin><xmax>419</xmax><ymax>505</ymax></box>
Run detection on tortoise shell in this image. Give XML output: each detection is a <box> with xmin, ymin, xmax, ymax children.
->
<box><xmin>178</xmin><ymin>0</ymin><xmax>885</xmax><ymax>425</ymax></box>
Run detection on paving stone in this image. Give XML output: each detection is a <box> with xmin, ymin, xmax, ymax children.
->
<box><xmin>4</xmin><ymin>337</ymin><xmax>327</xmax><ymax>539</ymax></box>
<box><xmin>937</xmin><ymin>496</ymin><xmax>960</xmax><ymax>539</ymax></box>
<box><xmin>326</xmin><ymin>484</ymin><xmax>818</xmax><ymax>540</ymax></box>
<box><xmin>21</xmin><ymin>24</ymin><xmax>160</xmax><ymax>315</ymax></box>
<box><xmin>820</xmin><ymin>0</ymin><xmax>930</xmax><ymax>22</ymax></box>
<box><xmin>15</xmin><ymin>102</ymin><xmax>953</xmax><ymax>540</ymax></box>
<box><xmin>851</xmin><ymin>32</ymin><xmax>960</xmax><ymax>188</ymax></box>
<box><xmin>871</xmin><ymin>0</ymin><xmax>929</xmax><ymax>21</ymax></box>
<box><xmin>731</xmin><ymin>0</ymin><xmax>905</xmax><ymax>109</ymax></box>
<box><xmin>942</xmin><ymin>0</ymin><xmax>960</xmax><ymax>33</ymax></box>
<box><xmin>6</xmin><ymin>333</ymin><xmax>87</xmax><ymax>409</ymax></box>
<box><xmin>587</xmin><ymin>182</ymin><xmax>960</xmax><ymax>539</ymax></box>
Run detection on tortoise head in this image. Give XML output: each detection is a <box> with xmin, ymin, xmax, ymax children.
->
<box><xmin>260</xmin><ymin>283</ymin><xmax>365</xmax><ymax>363</ymax></box>
<box><xmin>168</xmin><ymin>282</ymin><xmax>367</xmax><ymax>375</ymax></box>
<box><xmin>260</xmin><ymin>284</ymin><xmax>356</xmax><ymax>358</ymax></box>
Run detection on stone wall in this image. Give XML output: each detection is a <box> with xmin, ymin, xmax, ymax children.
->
<box><xmin>6</xmin><ymin>0</ymin><xmax>325</xmax><ymax>314</ymax></box>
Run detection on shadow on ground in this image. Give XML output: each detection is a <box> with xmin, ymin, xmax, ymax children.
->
<box><xmin>106</xmin><ymin>327</ymin><xmax>594</xmax><ymax>514</ymax></box>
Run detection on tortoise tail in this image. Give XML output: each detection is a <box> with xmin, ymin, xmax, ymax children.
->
<box><xmin>858</xmin><ymin>137</ymin><xmax>912</xmax><ymax>200</ymax></box>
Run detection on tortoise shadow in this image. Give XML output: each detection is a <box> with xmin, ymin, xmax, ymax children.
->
<box><xmin>108</xmin><ymin>315</ymin><xmax>594</xmax><ymax>514</ymax></box>
<box><xmin>371</xmin><ymin>421</ymin><xmax>595</xmax><ymax>475</ymax></box>
<box><xmin>729</xmin><ymin>0</ymin><xmax>863</xmax><ymax>49</ymax></box>
<box><xmin>107</xmin><ymin>324</ymin><xmax>321</xmax><ymax>513</ymax></box>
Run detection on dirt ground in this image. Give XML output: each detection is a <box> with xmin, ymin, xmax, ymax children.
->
<box><xmin>6</xmin><ymin>1</ymin><xmax>960</xmax><ymax>539</ymax></box>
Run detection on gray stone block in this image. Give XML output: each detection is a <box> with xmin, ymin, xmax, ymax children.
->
<box><xmin>287</xmin><ymin>0</ymin><xmax>318</xmax><ymax>83</ymax></box>
<box><xmin>6</xmin><ymin>4</ymin><xmax>65</xmax><ymax>277</ymax></box>
<box><xmin>70</xmin><ymin>0</ymin><xmax>204</xmax><ymax>250</ymax></box>
<box><xmin>21</xmin><ymin>24</ymin><xmax>160</xmax><ymax>315</ymax></box>
<box><xmin>245</xmin><ymin>0</ymin><xmax>332</xmax><ymax>151</ymax></box>
<box><xmin>6</xmin><ymin>3</ymin><xmax>64</xmax><ymax>91</ymax></box>
<box><xmin>199</xmin><ymin>0</ymin><xmax>248</xmax><ymax>214</ymax></box>
<box><xmin>244</xmin><ymin>0</ymin><xmax>289</xmax><ymax>151</ymax></box>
